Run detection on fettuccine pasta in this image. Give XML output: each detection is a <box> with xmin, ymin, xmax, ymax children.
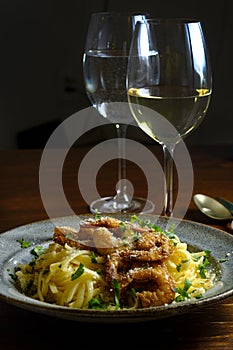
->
<box><xmin>164</xmin><ymin>232</ymin><xmax>215</xmax><ymax>300</ymax></box>
<box><xmin>16</xmin><ymin>243</ymin><xmax>110</xmax><ymax>308</ymax></box>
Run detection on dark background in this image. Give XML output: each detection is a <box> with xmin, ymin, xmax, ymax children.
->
<box><xmin>0</xmin><ymin>0</ymin><xmax>232</xmax><ymax>148</ymax></box>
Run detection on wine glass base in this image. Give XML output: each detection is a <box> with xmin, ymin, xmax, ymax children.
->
<box><xmin>89</xmin><ymin>196</ymin><xmax>155</xmax><ymax>214</ymax></box>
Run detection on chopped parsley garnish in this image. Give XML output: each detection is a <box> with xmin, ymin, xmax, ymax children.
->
<box><xmin>204</xmin><ymin>250</ymin><xmax>211</xmax><ymax>260</ymax></box>
<box><xmin>31</xmin><ymin>245</ymin><xmax>45</xmax><ymax>258</ymax></box>
<box><xmin>194</xmin><ymin>293</ymin><xmax>203</xmax><ymax>299</ymax></box>
<box><xmin>90</xmin><ymin>251</ymin><xmax>97</xmax><ymax>263</ymax></box>
<box><xmin>71</xmin><ymin>263</ymin><xmax>84</xmax><ymax>281</ymax></box>
<box><xmin>182</xmin><ymin>259</ymin><xmax>189</xmax><ymax>264</ymax></box>
<box><xmin>119</xmin><ymin>222</ymin><xmax>126</xmax><ymax>232</ymax></box>
<box><xmin>130</xmin><ymin>288</ymin><xmax>137</xmax><ymax>298</ymax></box>
<box><xmin>198</xmin><ymin>264</ymin><xmax>207</xmax><ymax>278</ymax></box>
<box><xmin>192</xmin><ymin>254</ymin><xmax>201</xmax><ymax>262</ymax></box>
<box><xmin>174</xmin><ymin>278</ymin><xmax>192</xmax><ymax>302</ymax></box>
<box><xmin>112</xmin><ymin>279</ymin><xmax>120</xmax><ymax>309</ymax></box>
<box><xmin>94</xmin><ymin>211</ymin><xmax>101</xmax><ymax>219</ymax></box>
<box><xmin>129</xmin><ymin>215</ymin><xmax>163</xmax><ymax>233</ymax></box>
<box><xmin>130</xmin><ymin>215</ymin><xmax>152</xmax><ymax>228</ymax></box>
<box><xmin>132</xmin><ymin>233</ymin><xmax>140</xmax><ymax>242</ymax></box>
<box><xmin>88</xmin><ymin>296</ymin><xmax>109</xmax><ymax>310</ymax></box>
<box><xmin>164</xmin><ymin>231</ymin><xmax>177</xmax><ymax>241</ymax></box>
<box><xmin>17</xmin><ymin>238</ymin><xmax>31</xmax><ymax>249</ymax></box>
<box><xmin>8</xmin><ymin>272</ymin><xmax>17</xmax><ymax>281</ymax></box>
<box><xmin>198</xmin><ymin>250</ymin><xmax>211</xmax><ymax>279</ymax></box>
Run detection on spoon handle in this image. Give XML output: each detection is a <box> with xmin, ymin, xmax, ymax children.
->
<box><xmin>216</xmin><ymin>197</ymin><xmax>233</xmax><ymax>215</ymax></box>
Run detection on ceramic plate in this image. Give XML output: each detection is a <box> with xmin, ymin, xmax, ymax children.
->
<box><xmin>0</xmin><ymin>214</ymin><xmax>233</xmax><ymax>323</ymax></box>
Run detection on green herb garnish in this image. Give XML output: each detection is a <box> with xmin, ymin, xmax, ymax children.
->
<box><xmin>71</xmin><ymin>263</ymin><xmax>84</xmax><ymax>281</ymax></box>
<box><xmin>174</xmin><ymin>278</ymin><xmax>192</xmax><ymax>302</ymax></box>
<box><xmin>31</xmin><ymin>245</ymin><xmax>45</xmax><ymax>258</ymax></box>
<box><xmin>112</xmin><ymin>279</ymin><xmax>121</xmax><ymax>309</ymax></box>
<box><xmin>88</xmin><ymin>296</ymin><xmax>109</xmax><ymax>310</ymax></box>
<box><xmin>17</xmin><ymin>238</ymin><xmax>31</xmax><ymax>249</ymax></box>
<box><xmin>90</xmin><ymin>251</ymin><xmax>97</xmax><ymax>263</ymax></box>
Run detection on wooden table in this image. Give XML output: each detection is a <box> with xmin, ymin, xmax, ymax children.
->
<box><xmin>0</xmin><ymin>144</ymin><xmax>233</xmax><ymax>349</ymax></box>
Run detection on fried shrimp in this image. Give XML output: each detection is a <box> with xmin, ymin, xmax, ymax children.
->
<box><xmin>105</xmin><ymin>252</ymin><xmax>133</xmax><ymax>291</ymax></box>
<box><xmin>119</xmin><ymin>230</ymin><xmax>175</xmax><ymax>261</ymax></box>
<box><xmin>103</xmin><ymin>226</ymin><xmax>176</xmax><ymax>306</ymax></box>
<box><xmin>53</xmin><ymin>226</ymin><xmax>95</xmax><ymax>251</ymax></box>
<box><xmin>129</xmin><ymin>263</ymin><xmax>176</xmax><ymax>307</ymax></box>
<box><xmin>80</xmin><ymin>216</ymin><xmax>122</xmax><ymax>228</ymax></box>
<box><xmin>106</xmin><ymin>252</ymin><xmax>176</xmax><ymax>307</ymax></box>
<box><xmin>54</xmin><ymin>223</ymin><xmax>122</xmax><ymax>254</ymax></box>
<box><xmin>77</xmin><ymin>216</ymin><xmax>125</xmax><ymax>242</ymax></box>
<box><xmin>92</xmin><ymin>227</ymin><xmax>120</xmax><ymax>255</ymax></box>
<box><xmin>54</xmin><ymin>218</ymin><xmax>176</xmax><ymax>309</ymax></box>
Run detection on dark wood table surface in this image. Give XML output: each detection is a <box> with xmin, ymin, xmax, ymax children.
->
<box><xmin>0</xmin><ymin>144</ymin><xmax>233</xmax><ymax>349</ymax></box>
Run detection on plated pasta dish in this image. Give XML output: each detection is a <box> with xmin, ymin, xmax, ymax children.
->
<box><xmin>14</xmin><ymin>215</ymin><xmax>217</xmax><ymax>310</ymax></box>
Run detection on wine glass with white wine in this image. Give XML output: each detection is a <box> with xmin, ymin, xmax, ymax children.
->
<box><xmin>83</xmin><ymin>11</ymin><xmax>155</xmax><ymax>214</ymax></box>
<box><xmin>127</xmin><ymin>18</ymin><xmax>212</xmax><ymax>216</ymax></box>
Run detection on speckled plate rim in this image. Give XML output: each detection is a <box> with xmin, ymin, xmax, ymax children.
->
<box><xmin>0</xmin><ymin>213</ymin><xmax>233</xmax><ymax>323</ymax></box>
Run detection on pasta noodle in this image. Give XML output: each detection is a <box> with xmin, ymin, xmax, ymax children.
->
<box><xmin>15</xmin><ymin>216</ymin><xmax>217</xmax><ymax>309</ymax></box>
<box><xmin>164</xmin><ymin>232</ymin><xmax>216</xmax><ymax>300</ymax></box>
<box><xmin>16</xmin><ymin>243</ymin><xmax>109</xmax><ymax>308</ymax></box>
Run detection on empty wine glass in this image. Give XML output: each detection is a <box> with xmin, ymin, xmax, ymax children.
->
<box><xmin>83</xmin><ymin>12</ymin><xmax>155</xmax><ymax>214</ymax></box>
<box><xmin>127</xmin><ymin>18</ymin><xmax>212</xmax><ymax>216</ymax></box>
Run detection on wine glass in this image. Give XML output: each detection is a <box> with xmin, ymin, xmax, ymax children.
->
<box><xmin>83</xmin><ymin>12</ymin><xmax>155</xmax><ymax>214</ymax></box>
<box><xmin>127</xmin><ymin>18</ymin><xmax>212</xmax><ymax>216</ymax></box>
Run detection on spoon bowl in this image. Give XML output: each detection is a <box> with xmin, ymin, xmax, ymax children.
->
<box><xmin>193</xmin><ymin>194</ymin><xmax>233</xmax><ymax>220</ymax></box>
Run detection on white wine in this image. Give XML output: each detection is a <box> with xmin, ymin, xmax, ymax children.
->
<box><xmin>83</xmin><ymin>51</ymin><xmax>133</xmax><ymax>123</ymax></box>
<box><xmin>127</xmin><ymin>86</ymin><xmax>211</xmax><ymax>144</ymax></box>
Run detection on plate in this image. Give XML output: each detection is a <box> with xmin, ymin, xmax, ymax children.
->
<box><xmin>0</xmin><ymin>214</ymin><xmax>233</xmax><ymax>323</ymax></box>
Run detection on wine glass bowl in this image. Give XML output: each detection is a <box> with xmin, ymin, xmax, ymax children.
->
<box><xmin>83</xmin><ymin>12</ymin><xmax>155</xmax><ymax>214</ymax></box>
<box><xmin>127</xmin><ymin>18</ymin><xmax>212</xmax><ymax>216</ymax></box>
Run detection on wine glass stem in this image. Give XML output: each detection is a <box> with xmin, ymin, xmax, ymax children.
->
<box><xmin>116</xmin><ymin>123</ymin><xmax>127</xmax><ymax>183</ymax></box>
<box><xmin>163</xmin><ymin>143</ymin><xmax>175</xmax><ymax>217</ymax></box>
<box><xmin>114</xmin><ymin>123</ymin><xmax>131</xmax><ymax>204</ymax></box>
